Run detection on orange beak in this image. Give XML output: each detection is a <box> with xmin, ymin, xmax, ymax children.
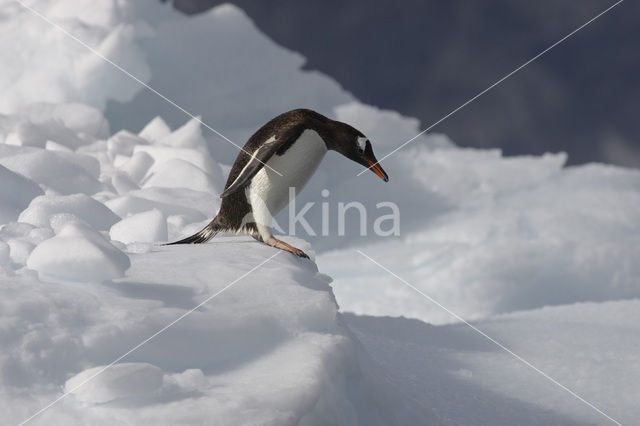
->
<box><xmin>365</xmin><ymin>159</ymin><xmax>389</xmax><ymax>182</ymax></box>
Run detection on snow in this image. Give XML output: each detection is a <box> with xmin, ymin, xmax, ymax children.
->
<box><xmin>65</xmin><ymin>363</ymin><xmax>164</xmax><ymax>404</ymax></box>
<box><xmin>116</xmin><ymin>151</ymin><xmax>154</xmax><ymax>183</ymax></box>
<box><xmin>319</xmin><ymin>152</ymin><xmax>640</xmax><ymax>324</ymax></box>
<box><xmin>133</xmin><ymin>144</ymin><xmax>223</xmax><ymax>179</ymax></box>
<box><xmin>138</xmin><ymin>116</ymin><xmax>171</xmax><ymax>142</ymax></box>
<box><xmin>0</xmin><ymin>165</ymin><xmax>43</xmax><ymax>223</ymax></box>
<box><xmin>143</xmin><ymin>158</ymin><xmax>222</xmax><ymax>194</ymax></box>
<box><xmin>18</xmin><ymin>194</ymin><xmax>120</xmax><ymax>230</ymax></box>
<box><xmin>0</xmin><ymin>149</ymin><xmax>104</xmax><ymax>195</ymax></box>
<box><xmin>27</xmin><ymin>221</ymin><xmax>131</xmax><ymax>282</ymax></box>
<box><xmin>345</xmin><ymin>299</ymin><xmax>640</xmax><ymax>425</ymax></box>
<box><xmin>110</xmin><ymin>209</ymin><xmax>168</xmax><ymax>244</ymax></box>
<box><xmin>0</xmin><ymin>0</ymin><xmax>638</xmax><ymax>424</ymax></box>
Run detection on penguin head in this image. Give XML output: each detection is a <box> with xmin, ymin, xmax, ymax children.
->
<box><xmin>330</xmin><ymin>123</ymin><xmax>389</xmax><ymax>182</ymax></box>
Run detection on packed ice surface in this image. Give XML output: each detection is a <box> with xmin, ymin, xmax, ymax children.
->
<box><xmin>2</xmin><ymin>240</ymin><xmax>440</xmax><ymax>425</ymax></box>
<box><xmin>0</xmin><ymin>0</ymin><xmax>639</xmax><ymax>425</ymax></box>
<box><xmin>345</xmin><ymin>299</ymin><xmax>640</xmax><ymax>426</ymax></box>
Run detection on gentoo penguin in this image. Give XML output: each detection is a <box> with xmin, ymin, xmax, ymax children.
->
<box><xmin>167</xmin><ymin>109</ymin><xmax>388</xmax><ymax>258</ymax></box>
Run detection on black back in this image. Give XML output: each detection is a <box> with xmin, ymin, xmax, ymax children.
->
<box><xmin>214</xmin><ymin>109</ymin><xmax>337</xmax><ymax>229</ymax></box>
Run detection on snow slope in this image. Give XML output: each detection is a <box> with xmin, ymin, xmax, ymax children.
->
<box><xmin>320</xmin><ymin>150</ymin><xmax>640</xmax><ymax>323</ymax></box>
<box><xmin>1</xmin><ymin>237</ymin><xmax>439</xmax><ymax>425</ymax></box>
<box><xmin>345</xmin><ymin>299</ymin><xmax>640</xmax><ymax>426</ymax></box>
<box><xmin>1</xmin><ymin>0</ymin><xmax>639</xmax><ymax>424</ymax></box>
<box><xmin>0</xmin><ymin>103</ymin><xmax>441</xmax><ymax>424</ymax></box>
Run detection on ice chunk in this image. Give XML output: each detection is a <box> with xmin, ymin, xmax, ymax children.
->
<box><xmin>13</xmin><ymin>120</ymin><xmax>85</xmax><ymax>149</ymax></box>
<box><xmin>110</xmin><ymin>209</ymin><xmax>167</xmax><ymax>244</ymax></box>
<box><xmin>27</xmin><ymin>221</ymin><xmax>130</xmax><ymax>282</ymax></box>
<box><xmin>155</xmin><ymin>116</ymin><xmax>206</xmax><ymax>150</ymax></box>
<box><xmin>138</xmin><ymin>116</ymin><xmax>171</xmax><ymax>142</ymax></box>
<box><xmin>28</xmin><ymin>227</ymin><xmax>55</xmax><ymax>245</ymax></box>
<box><xmin>133</xmin><ymin>145</ymin><xmax>220</xmax><ymax>178</ymax></box>
<box><xmin>116</xmin><ymin>151</ymin><xmax>155</xmax><ymax>183</ymax></box>
<box><xmin>19</xmin><ymin>194</ymin><xmax>120</xmax><ymax>230</ymax></box>
<box><xmin>7</xmin><ymin>238</ymin><xmax>35</xmax><ymax>265</ymax></box>
<box><xmin>65</xmin><ymin>363</ymin><xmax>163</xmax><ymax>404</ymax></box>
<box><xmin>0</xmin><ymin>165</ymin><xmax>44</xmax><ymax>224</ymax></box>
<box><xmin>0</xmin><ymin>222</ymin><xmax>36</xmax><ymax>240</ymax></box>
<box><xmin>107</xmin><ymin>130</ymin><xmax>148</xmax><ymax>157</ymax></box>
<box><xmin>143</xmin><ymin>159</ymin><xmax>222</xmax><ymax>194</ymax></box>
<box><xmin>0</xmin><ymin>150</ymin><xmax>104</xmax><ymax>195</ymax></box>
<box><xmin>48</xmin><ymin>213</ymin><xmax>85</xmax><ymax>234</ymax></box>
<box><xmin>128</xmin><ymin>187</ymin><xmax>220</xmax><ymax>218</ymax></box>
<box><xmin>105</xmin><ymin>195</ymin><xmax>205</xmax><ymax>223</ymax></box>
<box><xmin>45</xmin><ymin>140</ymin><xmax>72</xmax><ymax>152</ymax></box>
<box><xmin>170</xmin><ymin>369</ymin><xmax>206</xmax><ymax>392</ymax></box>
<box><xmin>0</xmin><ymin>144</ymin><xmax>38</xmax><ymax>159</ymax></box>
<box><xmin>111</xmin><ymin>170</ymin><xmax>140</xmax><ymax>195</ymax></box>
<box><xmin>48</xmin><ymin>150</ymin><xmax>101</xmax><ymax>179</ymax></box>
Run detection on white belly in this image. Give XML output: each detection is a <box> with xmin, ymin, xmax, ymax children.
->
<box><xmin>247</xmin><ymin>129</ymin><xmax>327</xmax><ymax>239</ymax></box>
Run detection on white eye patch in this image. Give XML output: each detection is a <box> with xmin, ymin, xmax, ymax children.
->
<box><xmin>357</xmin><ymin>136</ymin><xmax>368</xmax><ymax>152</ymax></box>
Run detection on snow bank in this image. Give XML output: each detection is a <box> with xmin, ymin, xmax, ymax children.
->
<box><xmin>2</xmin><ymin>238</ymin><xmax>439</xmax><ymax>425</ymax></box>
<box><xmin>0</xmin><ymin>0</ymin><xmax>638</xmax><ymax>424</ymax></box>
<box><xmin>320</xmin><ymin>150</ymin><xmax>640</xmax><ymax>324</ymax></box>
<box><xmin>346</xmin><ymin>299</ymin><xmax>640</xmax><ymax>425</ymax></box>
<box><xmin>27</xmin><ymin>221</ymin><xmax>130</xmax><ymax>282</ymax></box>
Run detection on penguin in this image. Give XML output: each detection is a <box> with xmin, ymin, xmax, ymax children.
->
<box><xmin>167</xmin><ymin>108</ymin><xmax>388</xmax><ymax>258</ymax></box>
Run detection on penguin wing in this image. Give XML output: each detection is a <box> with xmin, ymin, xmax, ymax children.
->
<box><xmin>220</xmin><ymin>125</ymin><xmax>304</xmax><ymax>198</ymax></box>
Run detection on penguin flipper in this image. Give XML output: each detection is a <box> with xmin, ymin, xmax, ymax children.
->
<box><xmin>220</xmin><ymin>125</ymin><xmax>304</xmax><ymax>198</ymax></box>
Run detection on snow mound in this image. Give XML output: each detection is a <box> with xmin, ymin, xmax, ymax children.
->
<box><xmin>104</xmin><ymin>195</ymin><xmax>206</xmax><ymax>223</ymax></box>
<box><xmin>7</xmin><ymin>238</ymin><xmax>35</xmax><ymax>265</ymax></box>
<box><xmin>110</xmin><ymin>209</ymin><xmax>167</xmax><ymax>244</ymax></box>
<box><xmin>19</xmin><ymin>194</ymin><xmax>120</xmax><ymax>230</ymax></box>
<box><xmin>0</xmin><ymin>150</ymin><xmax>103</xmax><ymax>195</ymax></box>
<box><xmin>143</xmin><ymin>158</ymin><xmax>222</xmax><ymax>194</ymax></box>
<box><xmin>107</xmin><ymin>130</ymin><xmax>148</xmax><ymax>157</ymax></box>
<box><xmin>116</xmin><ymin>151</ymin><xmax>155</xmax><ymax>183</ymax></box>
<box><xmin>65</xmin><ymin>362</ymin><xmax>164</xmax><ymax>403</ymax></box>
<box><xmin>133</xmin><ymin>145</ymin><xmax>222</xmax><ymax>179</ymax></box>
<box><xmin>154</xmin><ymin>116</ymin><xmax>207</xmax><ymax>150</ymax></box>
<box><xmin>27</xmin><ymin>221</ymin><xmax>130</xmax><ymax>282</ymax></box>
<box><xmin>138</xmin><ymin>115</ymin><xmax>171</xmax><ymax>142</ymax></box>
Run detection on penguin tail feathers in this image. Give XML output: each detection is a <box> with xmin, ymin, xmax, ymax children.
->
<box><xmin>165</xmin><ymin>220</ymin><xmax>222</xmax><ymax>245</ymax></box>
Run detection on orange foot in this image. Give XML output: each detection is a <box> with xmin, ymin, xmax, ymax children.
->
<box><xmin>264</xmin><ymin>236</ymin><xmax>310</xmax><ymax>259</ymax></box>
